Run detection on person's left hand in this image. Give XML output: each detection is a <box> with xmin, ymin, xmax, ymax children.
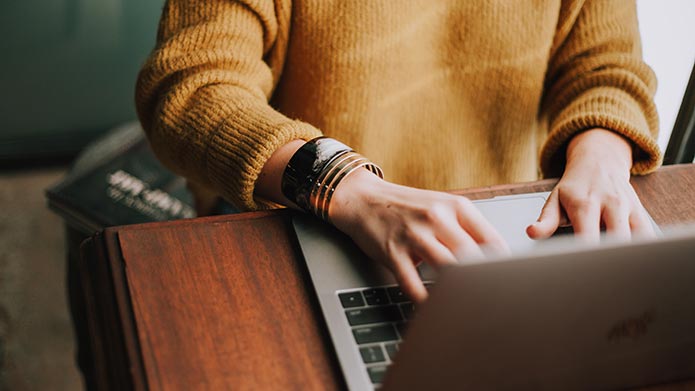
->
<box><xmin>527</xmin><ymin>128</ymin><xmax>655</xmax><ymax>242</ymax></box>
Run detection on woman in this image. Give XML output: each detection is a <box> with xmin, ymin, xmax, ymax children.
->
<box><xmin>136</xmin><ymin>0</ymin><xmax>661</xmax><ymax>301</ymax></box>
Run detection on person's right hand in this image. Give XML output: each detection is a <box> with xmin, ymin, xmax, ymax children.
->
<box><xmin>329</xmin><ymin>169</ymin><xmax>509</xmax><ymax>303</ymax></box>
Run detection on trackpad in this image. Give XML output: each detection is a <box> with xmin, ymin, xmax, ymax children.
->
<box><xmin>418</xmin><ymin>193</ymin><xmax>549</xmax><ymax>281</ymax></box>
<box><xmin>474</xmin><ymin>194</ymin><xmax>548</xmax><ymax>253</ymax></box>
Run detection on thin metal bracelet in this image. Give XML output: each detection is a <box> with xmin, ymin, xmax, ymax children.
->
<box><xmin>281</xmin><ymin>137</ymin><xmax>383</xmax><ymax>221</ymax></box>
<box><xmin>314</xmin><ymin>154</ymin><xmax>369</xmax><ymax>219</ymax></box>
<box><xmin>321</xmin><ymin>160</ymin><xmax>380</xmax><ymax>222</ymax></box>
<box><xmin>311</xmin><ymin>152</ymin><xmax>383</xmax><ymax>222</ymax></box>
<box><xmin>310</xmin><ymin>152</ymin><xmax>362</xmax><ymax>214</ymax></box>
<box><xmin>281</xmin><ymin>137</ymin><xmax>351</xmax><ymax>211</ymax></box>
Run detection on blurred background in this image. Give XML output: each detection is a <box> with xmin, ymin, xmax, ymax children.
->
<box><xmin>0</xmin><ymin>1</ymin><xmax>693</xmax><ymax>390</ymax></box>
<box><xmin>0</xmin><ymin>0</ymin><xmax>163</xmax><ymax>161</ymax></box>
<box><xmin>0</xmin><ymin>0</ymin><xmax>164</xmax><ymax>389</ymax></box>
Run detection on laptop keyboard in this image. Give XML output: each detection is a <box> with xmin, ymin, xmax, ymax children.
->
<box><xmin>337</xmin><ymin>283</ymin><xmax>432</xmax><ymax>386</ymax></box>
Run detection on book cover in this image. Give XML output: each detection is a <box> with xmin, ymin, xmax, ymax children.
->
<box><xmin>46</xmin><ymin>122</ymin><xmax>196</xmax><ymax>234</ymax></box>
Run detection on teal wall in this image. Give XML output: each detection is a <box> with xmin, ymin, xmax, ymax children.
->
<box><xmin>0</xmin><ymin>0</ymin><xmax>164</xmax><ymax>159</ymax></box>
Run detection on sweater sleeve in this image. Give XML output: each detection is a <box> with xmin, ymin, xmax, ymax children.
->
<box><xmin>539</xmin><ymin>0</ymin><xmax>661</xmax><ymax>178</ymax></box>
<box><xmin>135</xmin><ymin>0</ymin><xmax>322</xmax><ymax>211</ymax></box>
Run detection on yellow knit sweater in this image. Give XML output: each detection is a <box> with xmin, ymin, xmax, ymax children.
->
<box><xmin>136</xmin><ymin>0</ymin><xmax>661</xmax><ymax>211</ymax></box>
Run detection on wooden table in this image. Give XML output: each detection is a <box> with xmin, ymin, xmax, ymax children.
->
<box><xmin>80</xmin><ymin>164</ymin><xmax>695</xmax><ymax>390</ymax></box>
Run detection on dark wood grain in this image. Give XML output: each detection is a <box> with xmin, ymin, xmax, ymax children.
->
<box><xmin>117</xmin><ymin>212</ymin><xmax>342</xmax><ymax>390</ymax></box>
<box><xmin>630</xmin><ymin>165</ymin><xmax>695</xmax><ymax>226</ymax></box>
<box><xmin>82</xmin><ymin>164</ymin><xmax>695</xmax><ymax>390</ymax></box>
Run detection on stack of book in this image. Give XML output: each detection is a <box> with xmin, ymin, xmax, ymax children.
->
<box><xmin>46</xmin><ymin>122</ymin><xmax>196</xmax><ymax>234</ymax></box>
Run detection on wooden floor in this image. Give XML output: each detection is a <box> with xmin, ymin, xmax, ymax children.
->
<box><xmin>0</xmin><ymin>167</ymin><xmax>82</xmax><ymax>390</ymax></box>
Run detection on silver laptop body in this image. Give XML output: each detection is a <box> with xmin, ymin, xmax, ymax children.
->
<box><xmin>383</xmin><ymin>225</ymin><xmax>695</xmax><ymax>390</ymax></box>
<box><xmin>292</xmin><ymin>192</ymin><xmax>684</xmax><ymax>390</ymax></box>
<box><xmin>293</xmin><ymin>192</ymin><xmax>551</xmax><ymax>389</ymax></box>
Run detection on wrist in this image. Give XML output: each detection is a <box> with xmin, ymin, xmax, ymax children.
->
<box><xmin>566</xmin><ymin>128</ymin><xmax>632</xmax><ymax>174</ymax></box>
<box><xmin>328</xmin><ymin>168</ymin><xmax>385</xmax><ymax>227</ymax></box>
<box><xmin>256</xmin><ymin>139</ymin><xmax>306</xmax><ymax>207</ymax></box>
<box><xmin>280</xmin><ymin>137</ymin><xmax>383</xmax><ymax>221</ymax></box>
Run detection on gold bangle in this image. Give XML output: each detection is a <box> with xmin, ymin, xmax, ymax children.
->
<box><xmin>308</xmin><ymin>151</ymin><xmax>383</xmax><ymax>222</ymax></box>
<box><xmin>317</xmin><ymin>154</ymin><xmax>369</xmax><ymax>220</ymax></box>
<box><xmin>322</xmin><ymin>160</ymin><xmax>380</xmax><ymax>222</ymax></box>
<box><xmin>309</xmin><ymin>151</ymin><xmax>360</xmax><ymax>216</ymax></box>
<box><xmin>293</xmin><ymin>139</ymin><xmax>382</xmax><ymax>223</ymax></box>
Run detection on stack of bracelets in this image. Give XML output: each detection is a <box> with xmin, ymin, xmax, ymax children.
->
<box><xmin>281</xmin><ymin>137</ymin><xmax>384</xmax><ymax>222</ymax></box>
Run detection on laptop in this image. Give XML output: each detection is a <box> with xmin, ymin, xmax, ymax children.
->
<box><xmin>291</xmin><ymin>192</ymin><xmax>695</xmax><ymax>390</ymax></box>
<box><xmin>383</xmin><ymin>225</ymin><xmax>695</xmax><ymax>390</ymax></box>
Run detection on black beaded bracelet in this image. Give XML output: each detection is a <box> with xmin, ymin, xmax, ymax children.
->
<box><xmin>281</xmin><ymin>137</ymin><xmax>383</xmax><ymax>221</ymax></box>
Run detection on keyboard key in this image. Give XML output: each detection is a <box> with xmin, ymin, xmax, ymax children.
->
<box><xmin>400</xmin><ymin>303</ymin><xmax>415</xmax><ymax>320</ymax></box>
<box><xmin>395</xmin><ymin>322</ymin><xmax>407</xmax><ymax>338</ymax></box>
<box><xmin>363</xmin><ymin>288</ymin><xmax>389</xmax><ymax>306</ymax></box>
<box><xmin>386</xmin><ymin>286</ymin><xmax>409</xmax><ymax>303</ymax></box>
<box><xmin>418</xmin><ymin>263</ymin><xmax>438</xmax><ymax>281</ymax></box>
<box><xmin>359</xmin><ymin>345</ymin><xmax>386</xmax><ymax>364</ymax></box>
<box><xmin>384</xmin><ymin>343</ymin><xmax>399</xmax><ymax>361</ymax></box>
<box><xmin>352</xmin><ymin>324</ymin><xmax>398</xmax><ymax>344</ymax></box>
<box><xmin>346</xmin><ymin>305</ymin><xmax>402</xmax><ymax>326</ymax></box>
<box><xmin>338</xmin><ymin>291</ymin><xmax>365</xmax><ymax>308</ymax></box>
<box><xmin>367</xmin><ymin>366</ymin><xmax>388</xmax><ymax>384</ymax></box>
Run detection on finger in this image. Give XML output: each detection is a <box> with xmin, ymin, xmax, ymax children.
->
<box><xmin>389</xmin><ymin>251</ymin><xmax>428</xmax><ymax>303</ymax></box>
<box><xmin>431</xmin><ymin>214</ymin><xmax>486</xmax><ymax>262</ymax></box>
<box><xmin>566</xmin><ymin>197</ymin><xmax>601</xmax><ymax>243</ymax></box>
<box><xmin>527</xmin><ymin>190</ymin><xmax>561</xmax><ymax>240</ymax></box>
<box><xmin>448</xmin><ymin>234</ymin><xmax>485</xmax><ymax>264</ymax></box>
<box><xmin>601</xmin><ymin>203</ymin><xmax>631</xmax><ymax>241</ymax></box>
<box><xmin>623</xmin><ymin>187</ymin><xmax>657</xmax><ymax>238</ymax></box>
<box><xmin>629</xmin><ymin>206</ymin><xmax>656</xmax><ymax>239</ymax></box>
<box><xmin>411</xmin><ymin>234</ymin><xmax>459</xmax><ymax>268</ymax></box>
<box><xmin>454</xmin><ymin>199</ymin><xmax>509</xmax><ymax>254</ymax></box>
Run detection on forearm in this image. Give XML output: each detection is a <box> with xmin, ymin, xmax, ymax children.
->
<box><xmin>539</xmin><ymin>0</ymin><xmax>660</xmax><ymax>178</ymax></box>
<box><xmin>255</xmin><ymin>139</ymin><xmax>306</xmax><ymax>208</ymax></box>
<box><xmin>566</xmin><ymin>128</ymin><xmax>632</xmax><ymax>174</ymax></box>
<box><xmin>136</xmin><ymin>0</ymin><xmax>322</xmax><ymax>211</ymax></box>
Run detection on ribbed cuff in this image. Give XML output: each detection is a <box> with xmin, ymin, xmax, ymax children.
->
<box><xmin>540</xmin><ymin>86</ymin><xmax>662</xmax><ymax>178</ymax></box>
<box><xmin>205</xmin><ymin>104</ymin><xmax>322</xmax><ymax>211</ymax></box>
